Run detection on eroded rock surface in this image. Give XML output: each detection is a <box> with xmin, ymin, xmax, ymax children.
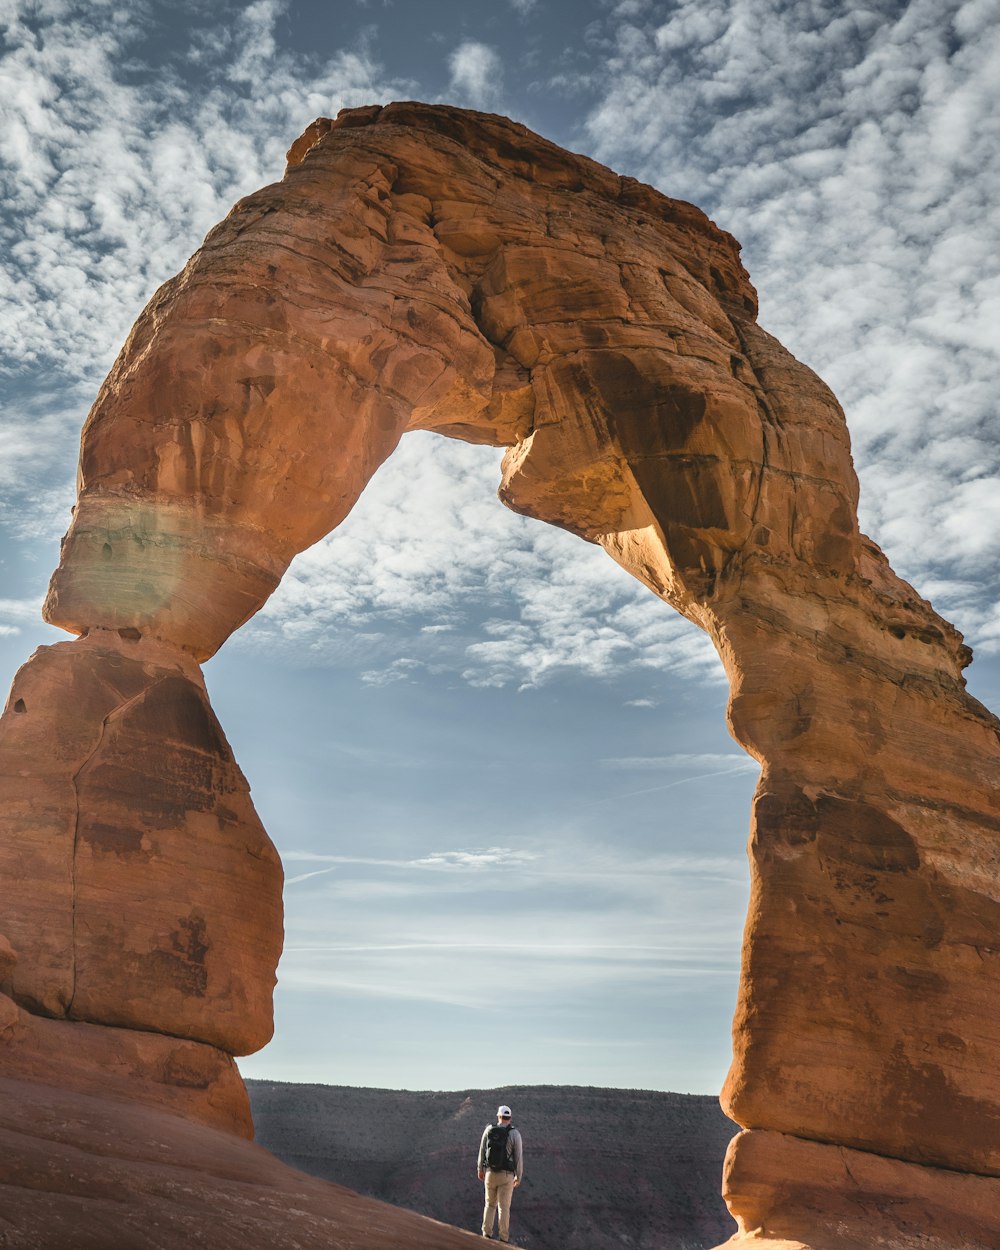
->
<box><xmin>721</xmin><ymin>1130</ymin><xmax>1000</xmax><ymax>1250</ymax></box>
<box><xmin>2</xmin><ymin>101</ymin><xmax>999</xmax><ymax>1248</ymax></box>
<box><xmin>0</xmin><ymin>989</ymin><xmax>252</xmax><ymax>1137</ymax></box>
<box><xmin>0</xmin><ymin>1074</ymin><xmax>486</xmax><ymax>1250</ymax></box>
<box><xmin>0</xmin><ymin>632</ymin><xmax>281</xmax><ymax>1057</ymax></box>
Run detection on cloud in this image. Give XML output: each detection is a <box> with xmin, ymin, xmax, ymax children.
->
<box><xmin>0</xmin><ymin>597</ymin><xmax>64</xmax><ymax>647</ymax></box>
<box><xmin>0</xmin><ymin>1</ymin><xmax>401</xmax><ymax>388</ymax></box>
<box><xmin>411</xmin><ymin>847</ymin><xmax>540</xmax><ymax>869</ymax></box>
<box><xmin>240</xmin><ymin>431</ymin><xmax>725</xmax><ymax>690</ymax></box>
<box><xmin>275</xmin><ymin>852</ymin><xmax>748</xmax><ymax>1008</ymax></box>
<box><xmin>284</xmin><ymin>866</ymin><xmax>340</xmax><ymax>887</ymax></box>
<box><xmin>269</xmin><ymin>830</ymin><xmax>751</xmax><ymax>1028</ymax></box>
<box><xmin>0</xmin><ymin>598</ymin><xmax>46</xmax><ymax>623</ymax></box>
<box><xmin>580</xmin><ymin>0</ymin><xmax>1000</xmax><ymax>658</ymax></box>
<box><xmin>601</xmin><ymin>753</ymin><xmax>758</xmax><ymax>772</ymax></box>
<box><xmin>13</xmin><ymin>0</ymin><xmax>995</xmax><ymax>712</ymax></box>
<box><xmin>585</xmin><ymin>766</ymin><xmax>759</xmax><ymax>807</ymax></box>
<box><xmin>447</xmin><ymin>40</ymin><xmax>504</xmax><ymax>109</ymax></box>
<box><xmin>283</xmin><ymin>846</ymin><xmax>540</xmax><ymax>872</ymax></box>
<box><xmin>0</xmin><ymin>597</ymin><xmax>58</xmax><ymax>637</ymax></box>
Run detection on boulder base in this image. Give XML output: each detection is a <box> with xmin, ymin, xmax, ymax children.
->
<box><xmin>716</xmin><ymin>1129</ymin><xmax>1000</xmax><ymax>1250</ymax></box>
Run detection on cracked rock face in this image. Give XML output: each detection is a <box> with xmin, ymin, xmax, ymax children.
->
<box><xmin>2</xmin><ymin>102</ymin><xmax>1000</xmax><ymax>1248</ymax></box>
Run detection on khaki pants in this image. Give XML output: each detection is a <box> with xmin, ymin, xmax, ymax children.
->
<box><xmin>482</xmin><ymin>1169</ymin><xmax>516</xmax><ymax>1241</ymax></box>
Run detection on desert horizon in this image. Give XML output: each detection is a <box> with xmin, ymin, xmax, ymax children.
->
<box><xmin>246</xmin><ymin>1079</ymin><xmax>739</xmax><ymax>1250</ymax></box>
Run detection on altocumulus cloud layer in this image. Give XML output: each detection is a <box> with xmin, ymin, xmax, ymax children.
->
<box><xmin>0</xmin><ymin>0</ymin><xmax>724</xmax><ymax>689</ymax></box>
<box><xmin>2</xmin><ymin>0</ymin><xmax>998</xmax><ymax>687</ymax></box>
<box><xmin>584</xmin><ymin>0</ymin><xmax>1000</xmax><ymax>651</ymax></box>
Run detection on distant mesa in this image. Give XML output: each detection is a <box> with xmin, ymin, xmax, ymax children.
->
<box><xmin>2</xmin><ymin>100</ymin><xmax>1000</xmax><ymax>1249</ymax></box>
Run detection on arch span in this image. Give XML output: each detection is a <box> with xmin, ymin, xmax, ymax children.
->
<box><xmin>2</xmin><ymin>103</ymin><xmax>1000</xmax><ymax>1249</ymax></box>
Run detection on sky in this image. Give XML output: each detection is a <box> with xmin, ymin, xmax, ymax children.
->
<box><xmin>1</xmin><ymin>0</ymin><xmax>999</xmax><ymax>1096</ymax></box>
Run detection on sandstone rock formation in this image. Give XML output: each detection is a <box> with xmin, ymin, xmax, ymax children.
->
<box><xmin>2</xmin><ymin>101</ymin><xmax>999</xmax><ymax>1248</ymax></box>
<box><xmin>0</xmin><ymin>1072</ymin><xmax>489</xmax><ymax>1250</ymax></box>
<box><xmin>1</xmin><ymin>632</ymin><xmax>281</xmax><ymax>1056</ymax></box>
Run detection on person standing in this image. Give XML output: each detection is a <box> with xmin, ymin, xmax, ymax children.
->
<box><xmin>477</xmin><ymin>1104</ymin><xmax>523</xmax><ymax>1242</ymax></box>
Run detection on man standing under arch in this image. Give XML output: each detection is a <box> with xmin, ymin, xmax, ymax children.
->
<box><xmin>477</xmin><ymin>1104</ymin><xmax>524</xmax><ymax>1242</ymax></box>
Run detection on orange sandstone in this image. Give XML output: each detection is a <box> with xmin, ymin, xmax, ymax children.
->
<box><xmin>1</xmin><ymin>102</ymin><xmax>998</xmax><ymax>1249</ymax></box>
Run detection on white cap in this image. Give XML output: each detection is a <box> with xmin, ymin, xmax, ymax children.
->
<box><xmin>497</xmin><ymin>1105</ymin><xmax>512</xmax><ymax>1118</ymax></box>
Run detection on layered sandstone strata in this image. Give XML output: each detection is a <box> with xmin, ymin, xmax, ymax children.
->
<box><xmin>1</xmin><ymin>102</ymin><xmax>998</xmax><ymax>1247</ymax></box>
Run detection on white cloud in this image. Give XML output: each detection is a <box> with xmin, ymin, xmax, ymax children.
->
<box><xmin>411</xmin><ymin>847</ymin><xmax>540</xmax><ymax>870</ymax></box>
<box><xmin>581</xmin><ymin>0</ymin><xmax>1000</xmax><ymax>659</ymax></box>
<box><xmin>284</xmin><ymin>866</ymin><xmax>340</xmax><ymax>887</ymax></box>
<box><xmin>447</xmin><ymin>40</ymin><xmax>504</xmax><ymax>110</ymax></box>
<box><xmin>0</xmin><ymin>598</ymin><xmax>44</xmax><ymax>622</ymax></box>
<box><xmin>601</xmin><ymin>753</ymin><xmax>758</xmax><ymax>772</ymax></box>
<box><xmin>240</xmin><ymin>432</ymin><xmax>724</xmax><ymax>690</ymax></box>
<box><xmin>282</xmin><ymin>847</ymin><xmax>539</xmax><ymax>873</ymax></box>
<box><xmin>0</xmin><ymin>597</ymin><xmax>64</xmax><ymax>646</ymax></box>
<box><xmin>0</xmin><ymin>1</ymin><xmax>401</xmax><ymax>386</ymax></box>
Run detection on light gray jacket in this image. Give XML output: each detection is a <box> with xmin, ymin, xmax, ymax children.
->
<box><xmin>478</xmin><ymin>1122</ymin><xmax>523</xmax><ymax>1181</ymax></box>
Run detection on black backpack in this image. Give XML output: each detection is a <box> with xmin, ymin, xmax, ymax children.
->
<box><xmin>484</xmin><ymin>1123</ymin><xmax>514</xmax><ymax>1171</ymax></box>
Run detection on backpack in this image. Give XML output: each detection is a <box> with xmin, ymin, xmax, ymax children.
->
<box><xmin>484</xmin><ymin>1123</ymin><xmax>514</xmax><ymax>1171</ymax></box>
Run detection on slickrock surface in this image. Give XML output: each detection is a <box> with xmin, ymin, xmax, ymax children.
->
<box><xmin>0</xmin><ymin>1075</ymin><xmax>488</xmax><ymax>1250</ymax></box>
<box><xmin>1</xmin><ymin>101</ymin><xmax>999</xmax><ymax>1248</ymax></box>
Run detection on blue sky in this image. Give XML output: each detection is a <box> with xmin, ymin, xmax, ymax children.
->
<box><xmin>2</xmin><ymin>0</ymin><xmax>999</xmax><ymax>1093</ymax></box>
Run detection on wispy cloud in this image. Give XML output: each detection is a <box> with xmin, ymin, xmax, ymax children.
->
<box><xmin>285</xmin><ymin>866</ymin><xmax>340</xmax><ymax>887</ymax></box>
<box><xmin>601</xmin><ymin>753</ymin><xmax>758</xmax><ymax>772</ymax></box>
<box><xmin>283</xmin><ymin>846</ymin><xmax>540</xmax><ymax>872</ymax></box>
<box><xmin>11</xmin><ymin>0</ymin><xmax>993</xmax><ymax>709</ymax></box>
<box><xmin>0</xmin><ymin>598</ymin><xmax>46</xmax><ymax>624</ymax></box>
<box><xmin>0</xmin><ymin>596</ymin><xmax>64</xmax><ymax>641</ymax></box>
<box><xmin>275</xmin><ymin>906</ymin><xmax>745</xmax><ymax>1007</ymax></box>
<box><xmin>411</xmin><ymin>847</ymin><xmax>540</xmax><ymax>869</ymax></box>
<box><xmin>585</xmin><ymin>766</ymin><xmax>759</xmax><ymax>807</ymax></box>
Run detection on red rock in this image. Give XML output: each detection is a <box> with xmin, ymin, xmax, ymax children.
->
<box><xmin>0</xmin><ymin>632</ymin><xmax>281</xmax><ymax>1054</ymax></box>
<box><xmin>0</xmin><ymin>1072</ymin><xmax>488</xmax><ymax>1250</ymax></box>
<box><xmin>0</xmin><ymin>989</ymin><xmax>251</xmax><ymax>1136</ymax></box>
<box><xmin>716</xmin><ymin>1129</ymin><xmax>1000</xmax><ymax>1250</ymax></box>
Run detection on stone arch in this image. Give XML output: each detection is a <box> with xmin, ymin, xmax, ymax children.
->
<box><xmin>2</xmin><ymin>103</ymin><xmax>1000</xmax><ymax>1248</ymax></box>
